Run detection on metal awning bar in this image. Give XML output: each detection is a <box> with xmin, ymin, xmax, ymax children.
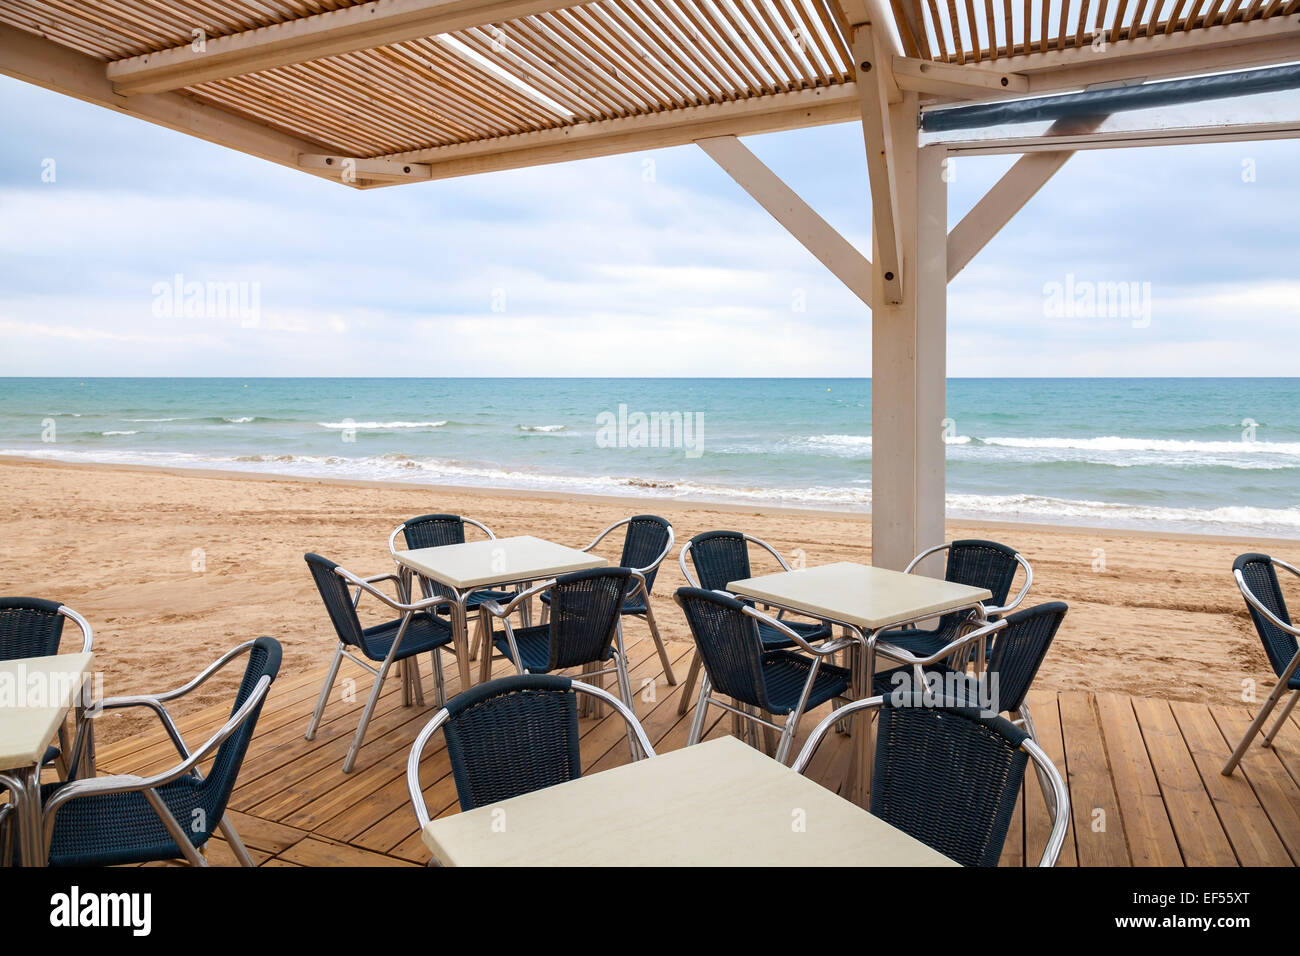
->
<box><xmin>921</xmin><ymin>63</ymin><xmax>1300</xmax><ymax>133</ymax></box>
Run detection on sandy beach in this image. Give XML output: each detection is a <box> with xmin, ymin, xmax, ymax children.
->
<box><xmin>0</xmin><ymin>456</ymin><xmax>1288</xmax><ymax>746</ymax></box>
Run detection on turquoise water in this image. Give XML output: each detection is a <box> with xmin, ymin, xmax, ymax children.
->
<box><xmin>0</xmin><ymin>377</ymin><xmax>1297</xmax><ymax>537</ymax></box>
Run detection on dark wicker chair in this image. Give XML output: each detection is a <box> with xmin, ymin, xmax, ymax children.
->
<box><xmin>304</xmin><ymin>553</ymin><xmax>456</xmax><ymax>773</ymax></box>
<box><xmin>407</xmin><ymin>674</ymin><xmax>654</xmax><ymax>823</ymax></box>
<box><xmin>874</xmin><ymin>602</ymin><xmax>1067</xmax><ymax>804</ymax></box>
<box><xmin>0</xmin><ymin>597</ymin><xmax>95</xmax><ymax>779</ymax></box>
<box><xmin>793</xmin><ymin>694</ymin><xmax>1069</xmax><ymax>867</ymax></box>
<box><xmin>1223</xmin><ymin>553</ymin><xmax>1300</xmax><ymax>775</ymax></box>
<box><xmin>877</xmin><ymin>539</ymin><xmax>1032</xmax><ymax>666</ymax></box>
<box><xmin>478</xmin><ymin>568</ymin><xmax>644</xmax><ymax>758</ymax></box>
<box><xmin>674</xmin><ymin>587</ymin><xmax>853</xmax><ymax>764</ymax></box>
<box><xmin>676</xmin><ymin>530</ymin><xmax>833</xmax><ymax>715</ymax></box>
<box><xmin>540</xmin><ymin>515</ymin><xmax>678</xmax><ymax>685</ymax></box>
<box><xmin>874</xmin><ymin>602</ymin><xmax>1067</xmax><ymax>726</ymax></box>
<box><xmin>35</xmin><ymin>637</ymin><xmax>281</xmax><ymax>867</ymax></box>
<box><xmin>388</xmin><ymin>513</ymin><xmax>516</xmax><ymax>611</ymax></box>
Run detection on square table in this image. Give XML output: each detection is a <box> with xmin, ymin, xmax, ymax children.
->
<box><xmin>729</xmin><ymin>562</ymin><xmax>991</xmax><ymax>806</ymax></box>
<box><xmin>394</xmin><ymin>535</ymin><xmax>607</xmax><ymax>690</ymax></box>
<box><xmin>0</xmin><ymin>651</ymin><xmax>94</xmax><ymax>866</ymax></box>
<box><xmin>420</xmin><ymin>735</ymin><xmax>957</xmax><ymax>866</ymax></box>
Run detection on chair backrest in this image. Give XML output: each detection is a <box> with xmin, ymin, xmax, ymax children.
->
<box><xmin>619</xmin><ymin>515</ymin><xmax>673</xmax><ymax>594</ymax></box>
<box><xmin>304</xmin><ymin>553</ymin><xmax>365</xmax><ymax>650</ymax></box>
<box><xmin>936</xmin><ymin>539</ymin><xmax>1023</xmax><ymax>630</ymax></box>
<box><xmin>986</xmin><ymin>601</ymin><xmax>1068</xmax><ymax>714</ymax></box>
<box><xmin>0</xmin><ymin>597</ymin><xmax>66</xmax><ymax>660</ymax></box>
<box><xmin>401</xmin><ymin>513</ymin><xmax>470</xmax><ymax>550</ymax></box>
<box><xmin>197</xmin><ymin>637</ymin><xmax>282</xmax><ymax>832</ymax></box>
<box><xmin>675</xmin><ymin>587</ymin><xmax>770</xmax><ymax>710</ymax></box>
<box><xmin>684</xmin><ymin>530</ymin><xmax>752</xmax><ymax>594</ymax></box>
<box><xmin>398</xmin><ymin>514</ymin><xmax>488</xmax><ymax>601</ymax></box>
<box><xmin>546</xmin><ymin>568</ymin><xmax>633</xmax><ymax>670</ymax></box>
<box><xmin>441</xmin><ymin>674</ymin><xmax>583</xmax><ymax>811</ymax></box>
<box><xmin>870</xmin><ymin>696</ymin><xmax>1029</xmax><ymax>867</ymax></box>
<box><xmin>1235</xmin><ymin>553</ymin><xmax>1298</xmax><ymax>678</ymax></box>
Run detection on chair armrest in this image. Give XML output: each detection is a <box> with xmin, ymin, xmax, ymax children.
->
<box><xmin>96</xmin><ymin>696</ymin><xmax>192</xmax><ymax>763</ymax></box>
<box><xmin>875</xmin><ymin>618</ymin><xmax>1007</xmax><ymax>668</ymax></box>
<box><xmin>58</xmin><ymin>606</ymin><xmax>94</xmax><ymax>654</ymax></box>
<box><xmin>42</xmin><ymin>676</ymin><xmax>271</xmax><ymax>848</ymax></box>
<box><xmin>983</xmin><ymin>554</ymin><xmax>1034</xmax><ymax>617</ymax></box>
<box><xmin>43</xmin><ymin>673</ymin><xmax>272</xmax><ymax>825</ymax></box>
<box><xmin>1236</xmin><ymin>568</ymin><xmax>1300</xmax><ymax>640</ymax></box>
<box><xmin>111</xmin><ymin>638</ymin><xmax>264</xmax><ymax>706</ymax></box>
<box><xmin>336</xmin><ymin>568</ymin><xmax>453</xmax><ymax>615</ymax></box>
<box><xmin>740</xmin><ymin>605</ymin><xmax>854</xmax><ymax>655</ymax></box>
<box><xmin>903</xmin><ymin>542</ymin><xmax>951</xmax><ymax>575</ymax></box>
<box><xmin>479</xmin><ymin>579</ymin><xmax>556</xmax><ymax>619</ymax></box>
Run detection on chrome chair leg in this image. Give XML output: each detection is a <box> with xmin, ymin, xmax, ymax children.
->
<box><xmin>613</xmin><ymin>651</ymin><xmax>640</xmax><ymax>761</ymax></box>
<box><xmin>305</xmin><ymin>643</ymin><xmax>344</xmax><ymax>741</ymax></box>
<box><xmin>1264</xmin><ymin>688</ymin><xmax>1300</xmax><ymax>747</ymax></box>
<box><xmin>1224</xmin><ymin>673</ymin><xmax>1293</xmax><ymax>775</ymax></box>
<box><xmin>343</xmin><ymin>661</ymin><xmax>391</xmax><ymax>774</ymax></box>
<box><xmin>678</xmin><ymin>654</ymin><xmax>703</xmax><ymax>716</ymax></box>
<box><xmin>430</xmin><ymin>650</ymin><xmax>446</xmax><ymax>708</ymax></box>
<box><xmin>641</xmin><ymin>599</ymin><xmax>677</xmax><ymax>685</ymax></box>
<box><xmin>1014</xmin><ymin>703</ymin><xmax>1055</xmax><ymax>805</ymax></box>
<box><xmin>218</xmin><ymin>815</ymin><xmax>256</xmax><ymax>868</ymax></box>
<box><xmin>774</xmin><ymin>715</ymin><xmax>799</xmax><ymax>765</ymax></box>
<box><xmin>687</xmin><ymin>674</ymin><xmax>712</xmax><ymax>746</ymax></box>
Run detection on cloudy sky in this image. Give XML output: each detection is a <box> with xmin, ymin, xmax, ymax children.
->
<box><xmin>1</xmin><ymin>74</ymin><xmax>1296</xmax><ymax>377</ymax></box>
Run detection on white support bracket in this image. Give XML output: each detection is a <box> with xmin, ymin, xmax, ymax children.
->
<box><xmin>893</xmin><ymin>56</ymin><xmax>1029</xmax><ymax>100</ymax></box>
<box><xmin>299</xmin><ymin>154</ymin><xmax>433</xmax><ymax>184</ymax></box>
<box><xmin>697</xmin><ymin>136</ymin><xmax>872</xmax><ymax>309</ymax></box>
<box><xmin>852</xmin><ymin>20</ymin><xmax>905</xmax><ymax>305</ymax></box>
<box><xmin>946</xmin><ymin>151</ymin><xmax>1073</xmax><ymax>280</ymax></box>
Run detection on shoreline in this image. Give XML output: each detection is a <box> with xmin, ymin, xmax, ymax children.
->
<box><xmin>3</xmin><ymin>453</ymin><xmax>1295</xmax><ymax>547</ymax></box>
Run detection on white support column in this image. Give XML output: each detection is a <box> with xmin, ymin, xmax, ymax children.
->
<box><xmin>870</xmin><ymin>92</ymin><xmax>948</xmax><ymax>572</ymax></box>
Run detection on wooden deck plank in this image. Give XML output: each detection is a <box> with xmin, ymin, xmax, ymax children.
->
<box><xmin>1020</xmin><ymin>689</ymin><xmax>1077</xmax><ymax>867</ymax></box>
<box><xmin>1212</xmin><ymin>705</ymin><xmax>1300</xmax><ymax>864</ymax></box>
<box><xmin>1170</xmin><ymin>699</ymin><xmax>1292</xmax><ymax>866</ymax></box>
<box><xmin>86</xmin><ymin>648</ymin><xmax>1300</xmax><ymax>867</ymax></box>
<box><xmin>1058</xmin><ymin>691</ymin><xmax>1131</xmax><ymax>866</ymax></box>
<box><xmin>1094</xmin><ymin>692</ymin><xmax>1182</xmax><ymax>866</ymax></box>
<box><xmin>1131</xmin><ymin>697</ymin><xmax>1238</xmax><ymax>866</ymax></box>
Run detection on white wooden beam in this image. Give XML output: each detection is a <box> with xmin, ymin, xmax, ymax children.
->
<box><xmin>852</xmin><ymin>21</ymin><xmax>905</xmax><ymax>304</ymax></box>
<box><xmin>697</xmin><ymin>136</ymin><xmax>872</xmax><ymax>309</ymax></box>
<box><xmin>106</xmin><ymin>0</ymin><xmax>572</xmax><ymax>95</ymax></box>
<box><xmin>946</xmin><ymin>151</ymin><xmax>1073</xmax><ymax>280</ymax></box>
<box><xmin>0</xmin><ymin>24</ymin><xmax>353</xmax><ymax>188</ymax></box>
<box><xmin>893</xmin><ymin>56</ymin><xmax>1029</xmax><ymax>100</ymax></box>
<box><xmin>384</xmin><ymin>84</ymin><xmax>862</xmax><ymax>177</ymax></box>
<box><xmin>871</xmin><ymin>93</ymin><xmax>948</xmax><ymax>572</ymax></box>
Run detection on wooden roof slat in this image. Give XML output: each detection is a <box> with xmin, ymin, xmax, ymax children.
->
<box><xmin>457</xmin><ymin>23</ymin><xmax>608</xmax><ymax>117</ymax></box>
<box><xmin>513</xmin><ymin>14</ymin><xmax>634</xmax><ymax>113</ymax></box>
<box><xmin>627</xmin><ymin>0</ymin><xmax>733</xmax><ymax>100</ymax></box>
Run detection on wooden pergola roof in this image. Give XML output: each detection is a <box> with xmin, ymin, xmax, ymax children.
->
<box><xmin>3</xmin><ymin>1</ymin><xmax>1297</xmax><ymax>186</ymax></box>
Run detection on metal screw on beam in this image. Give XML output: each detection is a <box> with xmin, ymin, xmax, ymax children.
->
<box><xmin>325</xmin><ymin>158</ymin><xmax>334</xmax><ymax>165</ymax></box>
<box><xmin>860</xmin><ymin>61</ymin><xmax>872</xmax><ymax>72</ymax></box>
<box><xmin>1000</xmin><ymin>76</ymin><xmax>1009</xmax><ymax>86</ymax></box>
<box><xmin>884</xmin><ymin>271</ymin><xmax>895</xmax><ymax>281</ymax></box>
<box><xmin>403</xmin><ymin>166</ymin><xmax>411</xmax><ymax>174</ymax></box>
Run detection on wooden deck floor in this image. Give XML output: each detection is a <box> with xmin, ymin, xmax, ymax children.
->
<box><xmin>94</xmin><ymin>630</ymin><xmax>1300</xmax><ymax>867</ymax></box>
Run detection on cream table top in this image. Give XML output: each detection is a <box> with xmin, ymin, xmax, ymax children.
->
<box><xmin>729</xmin><ymin>561</ymin><xmax>991</xmax><ymax>632</ymax></box>
<box><xmin>394</xmin><ymin>535</ymin><xmax>606</xmax><ymax>591</ymax></box>
<box><xmin>421</xmin><ymin>735</ymin><xmax>957</xmax><ymax>866</ymax></box>
<box><xmin>0</xmin><ymin>652</ymin><xmax>93</xmax><ymax>770</ymax></box>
